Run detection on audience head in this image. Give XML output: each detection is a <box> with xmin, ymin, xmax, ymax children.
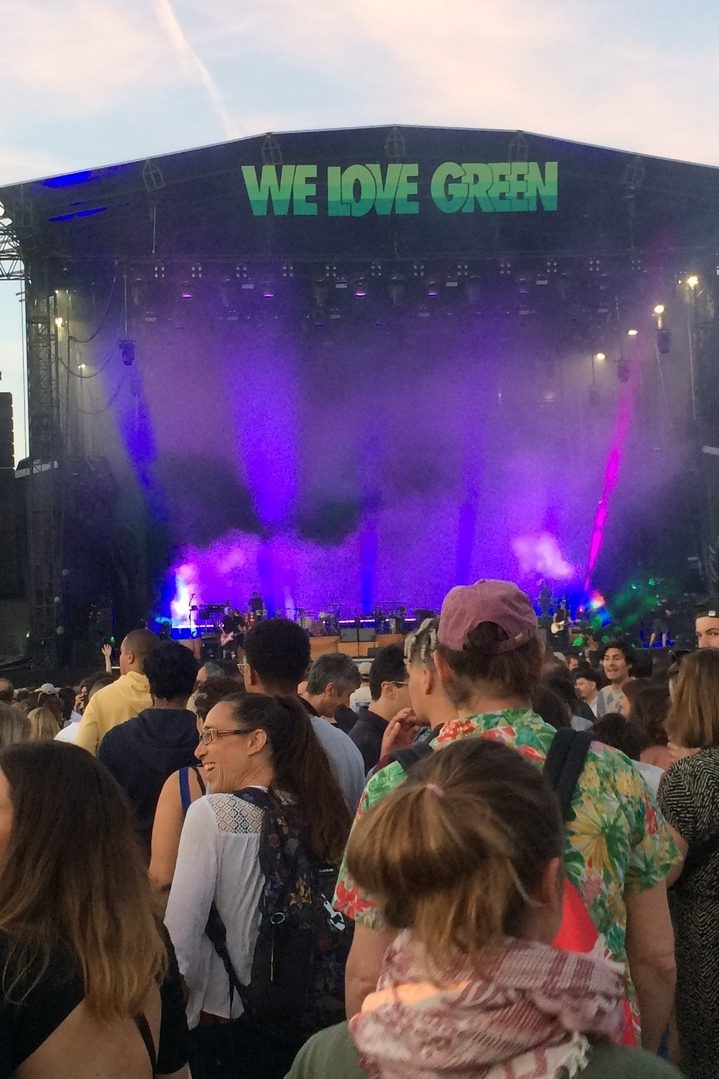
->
<box><xmin>193</xmin><ymin>676</ymin><xmax>243</xmax><ymax>722</ymax></box>
<box><xmin>0</xmin><ymin>679</ymin><xmax>13</xmax><ymax>704</ymax></box>
<box><xmin>666</xmin><ymin>648</ymin><xmax>719</xmax><ymax>748</ymax></box>
<box><xmin>403</xmin><ymin>618</ymin><xmax>454</xmax><ymax>727</ymax></box>
<box><xmin>573</xmin><ymin>666</ymin><xmax>602</xmax><ymax>703</ymax></box>
<box><xmin>632</xmin><ymin>684</ymin><xmax>670</xmax><ymax>748</ymax></box>
<box><xmin>27</xmin><ymin>706</ymin><xmax>60</xmax><ymax>742</ymax></box>
<box><xmin>241</xmin><ymin>619</ymin><xmax>310</xmax><ymax>695</ymax></box>
<box><xmin>631</xmin><ymin>651</ymin><xmax>653</xmax><ymax>679</ymax></box>
<box><xmin>144</xmin><ymin>641</ymin><xmax>198</xmax><ymax>706</ymax></box>
<box><xmin>695</xmin><ymin>599</ymin><xmax>719</xmax><ymax>649</ymax></box>
<box><xmin>57</xmin><ymin>686</ymin><xmax>76</xmax><ymax>723</ymax></box>
<box><xmin>0</xmin><ymin>703</ymin><xmax>30</xmax><ymax>748</ymax></box>
<box><xmin>367</xmin><ymin>645</ymin><xmax>411</xmax><ymax>714</ymax></box>
<box><xmin>435</xmin><ymin>580</ymin><xmax>542</xmax><ymax>707</ymax></box>
<box><xmin>543</xmin><ymin>668</ymin><xmax>582</xmax><ymax>718</ymax></box>
<box><xmin>618</xmin><ymin>677</ymin><xmax>650</xmax><ymax>719</ymax></box>
<box><xmin>592</xmin><ymin>713</ymin><xmax>646</xmax><ymax>761</ymax></box>
<box><xmin>0</xmin><ymin>742</ymin><xmax>166</xmax><ymax>1020</ymax></box>
<box><xmin>198</xmin><ymin>693</ymin><xmax>350</xmax><ymax>862</ymax></box>
<box><xmin>601</xmin><ymin>640</ymin><xmax>634</xmax><ymax>686</ymax></box>
<box><xmin>119</xmin><ymin>629</ymin><xmax>159</xmax><ymax>677</ymax></box>
<box><xmin>346</xmin><ymin>739</ymin><xmax>563</xmax><ymax>969</ymax></box>
<box><xmin>196</xmin><ymin>661</ymin><xmax>224</xmax><ymax>686</ymax></box>
<box><xmin>530</xmin><ymin>683</ymin><xmax>570</xmax><ymax>730</ymax></box>
<box><xmin>305</xmin><ymin>654</ymin><xmax>361</xmax><ymax>716</ymax></box>
<box><xmin>36</xmin><ymin>693</ymin><xmax>62</xmax><ymax>726</ymax></box>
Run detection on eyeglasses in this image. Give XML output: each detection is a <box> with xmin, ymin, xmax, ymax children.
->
<box><xmin>199</xmin><ymin>727</ymin><xmax>250</xmax><ymax>745</ymax></box>
<box><xmin>391</xmin><ymin>681</ymin><xmax>408</xmax><ymax>687</ymax></box>
<box><xmin>237</xmin><ymin>662</ymin><xmax>249</xmax><ymax>674</ymax></box>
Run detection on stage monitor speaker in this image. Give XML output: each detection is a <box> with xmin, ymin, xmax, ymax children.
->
<box><xmin>201</xmin><ymin>636</ymin><xmax>220</xmax><ymax>661</ymax></box>
<box><xmin>340</xmin><ymin>627</ymin><xmax>375</xmax><ymax>643</ymax></box>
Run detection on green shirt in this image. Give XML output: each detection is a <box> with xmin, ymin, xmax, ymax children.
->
<box><xmin>286</xmin><ymin>1022</ymin><xmax>682</xmax><ymax>1079</ymax></box>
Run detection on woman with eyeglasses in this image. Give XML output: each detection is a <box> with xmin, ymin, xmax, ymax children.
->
<box><xmin>164</xmin><ymin>692</ymin><xmax>351</xmax><ymax>1079</ymax></box>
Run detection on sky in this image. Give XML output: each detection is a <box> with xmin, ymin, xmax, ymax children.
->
<box><xmin>2</xmin><ymin>0</ymin><xmax>719</xmax><ymax>459</ymax></box>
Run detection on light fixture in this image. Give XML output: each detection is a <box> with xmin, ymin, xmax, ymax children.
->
<box><xmin>77</xmin><ymin>363</ymin><xmax>87</xmax><ymax>371</ymax></box>
<box><xmin>594</xmin><ymin>352</ymin><xmax>606</xmax><ymax>362</ymax></box>
<box><xmin>653</xmin><ymin>304</ymin><xmax>665</xmax><ymax>315</ymax></box>
<box><xmin>687</xmin><ymin>275</ymin><xmax>699</xmax><ymax>289</ymax></box>
<box><xmin>627</xmin><ymin>328</ymin><xmax>639</xmax><ymax>337</ymax></box>
<box><xmin>55</xmin><ymin>316</ymin><xmax>63</xmax><ymax>328</ymax></box>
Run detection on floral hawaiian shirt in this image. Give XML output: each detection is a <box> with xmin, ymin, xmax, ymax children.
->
<box><xmin>334</xmin><ymin>709</ymin><xmax>679</xmax><ymax>1028</ymax></box>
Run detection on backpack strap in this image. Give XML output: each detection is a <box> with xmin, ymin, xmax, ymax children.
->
<box><xmin>388</xmin><ymin>741</ymin><xmax>434</xmax><ymax>774</ymax></box>
<box><xmin>205</xmin><ymin>901</ymin><xmax>245</xmax><ymax>1010</ymax></box>
<box><xmin>133</xmin><ymin>1013</ymin><xmax>157</xmax><ymax>1073</ymax></box>
<box><xmin>204</xmin><ymin>787</ymin><xmax>282</xmax><ymax>1012</ymax></box>
<box><xmin>178</xmin><ymin>765</ymin><xmax>206</xmax><ymax>818</ymax></box>
<box><xmin>543</xmin><ymin>728</ymin><xmax>593</xmax><ymax>821</ymax></box>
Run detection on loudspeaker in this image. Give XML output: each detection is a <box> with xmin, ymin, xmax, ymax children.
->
<box><xmin>0</xmin><ymin>394</ymin><xmax>13</xmax><ymax>470</ymax></box>
<box><xmin>0</xmin><ymin>469</ymin><xmax>20</xmax><ymax>596</ymax></box>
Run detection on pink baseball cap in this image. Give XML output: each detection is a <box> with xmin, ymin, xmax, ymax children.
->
<box><xmin>438</xmin><ymin>579</ymin><xmax>538</xmax><ymax>653</ymax></box>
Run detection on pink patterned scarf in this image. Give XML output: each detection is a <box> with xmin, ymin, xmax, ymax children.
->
<box><xmin>349</xmin><ymin>933</ymin><xmax>625</xmax><ymax>1079</ymax></box>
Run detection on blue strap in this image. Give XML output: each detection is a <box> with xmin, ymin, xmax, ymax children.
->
<box><xmin>179</xmin><ymin>767</ymin><xmax>192</xmax><ymax>817</ymax></box>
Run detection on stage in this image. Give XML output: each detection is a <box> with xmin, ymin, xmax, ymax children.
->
<box><xmin>1</xmin><ymin>125</ymin><xmax>718</xmax><ymax>665</ymax></box>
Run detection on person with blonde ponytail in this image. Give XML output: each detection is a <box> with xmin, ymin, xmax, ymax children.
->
<box><xmin>290</xmin><ymin>739</ymin><xmax>680</xmax><ymax>1079</ymax></box>
<box><xmin>0</xmin><ymin>741</ymin><xmax>189</xmax><ymax>1077</ymax></box>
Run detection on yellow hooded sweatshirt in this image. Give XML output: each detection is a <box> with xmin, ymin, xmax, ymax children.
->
<box><xmin>75</xmin><ymin>670</ymin><xmax>153</xmax><ymax>755</ymax></box>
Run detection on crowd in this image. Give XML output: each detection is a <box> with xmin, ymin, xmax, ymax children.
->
<box><xmin>0</xmin><ymin>583</ymin><xmax>718</xmax><ymax>1076</ymax></box>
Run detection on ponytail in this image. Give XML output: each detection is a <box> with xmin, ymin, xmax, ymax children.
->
<box><xmin>346</xmin><ymin>739</ymin><xmax>562</xmax><ymax>970</ymax></box>
<box><xmin>224</xmin><ymin>694</ymin><xmax>352</xmax><ymax>864</ymax></box>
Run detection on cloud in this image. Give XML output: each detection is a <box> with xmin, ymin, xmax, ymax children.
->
<box><xmin>150</xmin><ymin>0</ymin><xmax>240</xmax><ymax>138</ymax></box>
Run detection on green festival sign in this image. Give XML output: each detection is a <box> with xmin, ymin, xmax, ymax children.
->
<box><xmin>240</xmin><ymin>161</ymin><xmax>558</xmax><ymax>217</ymax></box>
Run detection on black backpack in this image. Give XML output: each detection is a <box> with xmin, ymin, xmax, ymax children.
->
<box><xmin>205</xmin><ymin>787</ymin><xmax>352</xmax><ymax>1040</ymax></box>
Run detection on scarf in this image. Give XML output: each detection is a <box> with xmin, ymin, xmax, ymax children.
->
<box><xmin>349</xmin><ymin>933</ymin><xmax>625</xmax><ymax>1079</ymax></box>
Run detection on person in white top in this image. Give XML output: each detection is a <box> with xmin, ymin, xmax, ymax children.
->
<box><xmin>164</xmin><ymin>692</ymin><xmax>351</xmax><ymax>1079</ymax></box>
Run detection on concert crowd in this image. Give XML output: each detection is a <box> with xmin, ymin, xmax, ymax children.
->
<box><xmin>2</xmin><ymin>581</ymin><xmax>719</xmax><ymax>1077</ymax></box>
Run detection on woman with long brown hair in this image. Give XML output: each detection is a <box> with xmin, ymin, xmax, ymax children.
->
<box><xmin>165</xmin><ymin>692</ymin><xmax>352</xmax><ymax>1079</ymax></box>
<box><xmin>290</xmin><ymin>739</ymin><xmax>680</xmax><ymax>1079</ymax></box>
<box><xmin>658</xmin><ymin>648</ymin><xmax>719</xmax><ymax>1077</ymax></box>
<box><xmin>26</xmin><ymin>705</ymin><xmax>60</xmax><ymax>742</ymax></box>
<box><xmin>0</xmin><ymin>741</ymin><xmax>189</xmax><ymax>1077</ymax></box>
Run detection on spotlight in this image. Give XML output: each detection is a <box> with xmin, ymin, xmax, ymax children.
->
<box><xmin>653</xmin><ymin>304</ymin><xmax>665</xmax><ymax>315</ymax></box>
<box><xmin>594</xmin><ymin>352</ymin><xmax>606</xmax><ymax>362</ymax></box>
<box><xmin>77</xmin><ymin>363</ymin><xmax>87</xmax><ymax>371</ymax></box>
<box><xmin>627</xmin><ymin>328</ymin><xmax>639</xmax><ymax>337</ymax></box>
<box><xmin>119</xmin><ymin>338</ymin><xmax>135</xmax><ymax>367</ymax></box>
<box><xmin>687</xmin><ymin>275</ymin><xmax>699</xmax><ymax>289</ymax></box>
<box><xmin>55</xmin><ymin>317</ymin><xmax>63</xmax><ymax>328</ymax></box>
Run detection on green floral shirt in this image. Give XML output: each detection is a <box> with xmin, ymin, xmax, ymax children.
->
<box><xmin>334</xmin><ymin>710</ymin><xmax>679</xmax><ymax>1025</ymax></box>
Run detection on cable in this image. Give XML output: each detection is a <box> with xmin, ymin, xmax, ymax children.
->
<box><xmin>67</xmin><ymin>269</ymin><xmax>119</xmax><ymax>344</ymax></box>
<box><xmin>57</xmin><ymin>340</ymin><xmax>118</xmax><ymax>379</ymax></box>
<box><xmin>75</xmin><ymin>373</ymin><xmax>127</xmax><ymax>416</ymax></box>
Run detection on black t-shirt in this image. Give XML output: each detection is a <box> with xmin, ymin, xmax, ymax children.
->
<box><xmin>0</xmin><ymin>927</ymin><xmax>188</xmax><ymax>1076</ymax></box>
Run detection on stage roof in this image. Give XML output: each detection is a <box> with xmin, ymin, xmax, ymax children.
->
<box><xmin>2</xmin><ymin>125</ymin><xmax>719</xmax><ymax>275</ymax></box>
